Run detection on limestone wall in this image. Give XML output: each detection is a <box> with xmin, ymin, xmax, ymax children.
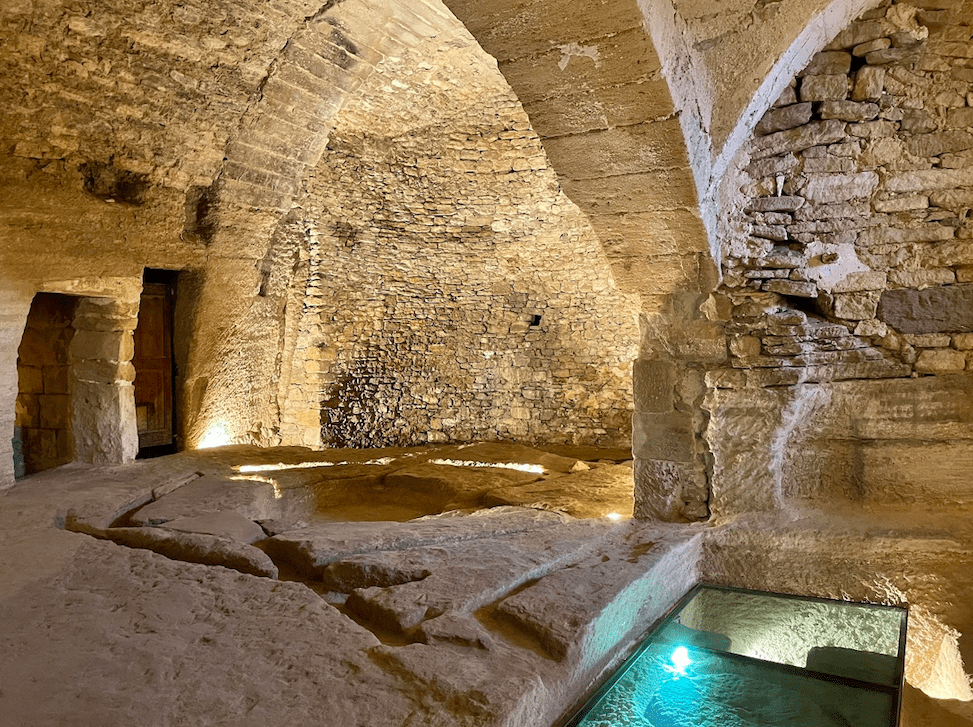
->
<box><xmin>279</xmin><ymin>30</ymin><xmax>640</xmax><ymax>449</ymax></box>
<box><xmin>709</xmin><ymin>0</ymin><xmax>973</xmax><ymax>514</ymax></box>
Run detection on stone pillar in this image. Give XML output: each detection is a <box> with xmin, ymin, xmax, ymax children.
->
<box><xmin>69</xmin><ymin>296</ymin><xmax>139</xmax><ymax>465</ymax></box>
<box><xmin>0</xmin><ymin>284</ymin><xmax>33</xmax><ymax>489</ymax></box>
<box><xmin>632</xmin><ymin>358</ymin><xmax>709</xmax><ymax>521</ymax></box>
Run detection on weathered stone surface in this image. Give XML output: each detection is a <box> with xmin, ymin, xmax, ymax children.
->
<box><xmin>804</xmin><ymin>171</ymin><xmax>879</xmax><ymax>203</ymax></box>
<box><xmin>344</xmin><ymin>519</ymin><xmax>621</xmax><ymax>634</ymax></box>
<box><xmin>866</xmin><ymin>47</ymin><xmax>920</xmax><ymax>64</ymax></box>
<box><xmin>828</xmin><ymin>20</ymin><xmax>890</xmax><ymax>50</ymax></box>
<box><xmin>858</xmin><ymin>225</ymin><xmax>954</xmax><ymax>245</ymax></box>
<box><xmin>800</xmin><ymin>74</ymin><xmax>850</xmax><ymax>102</ymax></box>
<box><xmin>456</xmin><ymin>442</ymin><xmax>585</xmax><ymax>474</ymax></box>
<box><xmin>632</xmin><ymin>411</ymin><xmax>694</xmax><ymax>462</ymax></box>
<box><xmin>383</xmin><ymin>463</ymin><xmax>541</xmax><ymax>506</ymax></box>
<box><xmin>873</xmin><ymin>195</ymin><xmax>929</xmax><ymax>212</ymax></box>
<box><xmin>852</xmin><ymin>38</ymin><xmax>891</xmax><ymax>57</ymax></box>
<box><xmin>493</xmin><ymin>526</ymin><xmax>700</xmax><ymax>664</ymax></box>
<box><xmin>265</xmin><ymin>506</ymin><xmax>569</xmax><ymax>578</ymax></box>
<box><xmin>887</xmin><ymin>169</ymin><xmax>973</xmax><ymax>193</ymax></box>
<box><xmin>633</xmin><ymin>358</ymin><xmax>675</xmax><ymax>413</ymax></box>
<box><xmin>831</xmin><ymin>271</ymin><xmax>888</xmax><ymax>293</ymax></box>
<box><xmin>832</xmin><ymin>291</ymin><xmax>881</xmax><ymax>320</ymax></box>
<box><xmin>879</xmin><ymin>286</ymin><xmax>973</xmax><ymax>333</ymax></box>
<box><xmin>947</xmin><ymin>107</ymin><xmax>973</xmax><ymax>128</ymax></box>
<box><xmin>160</xmin><ymin>511</ymin><xmax>267</xmax><ymax>544</ymax></box>
<box><xmin>852</xmin><ymin>66</ymin><xmax>886</xmax><ymax>100</ymax></box>
<box><xmin>633</xmin><ymin>458</ymin><xmax>709</xmax><ymax>521</ymax></box>
<box><xmin>764</xmin><ymin>280</ymin><xmax>818</xmax><ymax>298</ymax></box>
<box><xmin>103</xmin><ymin>527</ymin><xmax>279</xmax><ymax>578</ymax></box>
<box><xmin>905</xmin><ymin>131</ymin><xmax>973</xmax><ymax>158</ymax></box>
<box><xmin>483</xmin><ymin>464</ymin><xmax>634</xmax><ymax>519</ymax></box>
<box><xmin>801</xmin><ymin>51</ymin><xmax>852</xmax><ymax>77</ymax></box>
<box><xmin>129</xmin><ymin>476</ymin><xmax>280</xmax><ymax>526</ymax></box>
<box><xmin>847</xmin><ymin>119</ymin><xmax>898</xmax><ymax>138</ymax></box>
<box><xmin>819</xmin><ymin>101</ymin><xmax>879</xmax><ymax>122</ymax></box>
<box><xmin>750</xmin><ymin>224</ymin><xmax>786</xmax><ymax>241</ymax></box>
<box><xmin>750</xmin><ymin>121</ymin><xmax>847</xmax><ymax>160</ymax></box>
<box><xmin>899</xmin><ymin>109</ymin><xmax>938</xmax><ymax>134</ymax></box>
<box><xmin>929</xmin><ymin>188</ymin><xmax>973</xmax><ymax>209</ymax></box>
<box><xmin>755</xmin><ymin>103</ymin><xmax>813</xmax><ymax>135</ymax></box>
<box><xmin>746</xmin><ymin>195</ymin><xmax>805</xmax><ymax>212</ymax></box>
<box><xmin>746</xmin><ymin>152</ymin><xmax>800</xmax><ymax>179</ymax></box>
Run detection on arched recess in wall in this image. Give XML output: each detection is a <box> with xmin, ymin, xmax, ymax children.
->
<box><xmin>186</xmin><ymin>0</ymin><xmax>722</xmax><ymax>455</ymax></box>
<box><xmin>444</xmin><ymin>0</ymin><xmax>716</xmax><ymax>343</ymax></box>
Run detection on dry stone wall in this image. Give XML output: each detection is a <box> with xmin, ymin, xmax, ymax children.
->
<box><xmin>709</xmin><ymin>0</ymin><xmax>973</xmax><ymax>513</ymax></box>
<box><xmin>278</xmin><ymin>34</ymin><xmax>639</xmax><ymax>450</ymax></box>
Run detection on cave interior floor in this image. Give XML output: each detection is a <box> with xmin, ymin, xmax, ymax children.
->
<box><xmin>0</xmin><ymin>443</ymin><xmax>971</xmax><ymax>726</ymax></box>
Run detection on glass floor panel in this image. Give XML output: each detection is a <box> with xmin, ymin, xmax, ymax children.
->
<box><xmin>564</xmin><ymin>584</ymin><xmax>908</xmax><ymax>727</ymax></box>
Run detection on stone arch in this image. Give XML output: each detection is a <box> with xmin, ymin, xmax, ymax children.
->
<box><xmin>182</xmin><ymin>0</ymin><xmax>461</xmax><ymax>448</ymax></box>
<box><xmin>184</xmin><ymin>0</ymin><xmax>720</xmax><ymax>458</ymax></box>
<box><xmin>442</xmin><ymin>0</ymin><xmax>727</xmax><ymax>521</ymax></box>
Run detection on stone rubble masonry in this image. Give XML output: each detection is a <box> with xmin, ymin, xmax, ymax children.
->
<box><xmin>276</xmin><ymin>31</ymin><xmax>639</xmax><ymax>451</ymax></box>
<box><xmin>720</xmin><ymin>0</ymin><xmax>973</xmax><ymax>394</ymax></box>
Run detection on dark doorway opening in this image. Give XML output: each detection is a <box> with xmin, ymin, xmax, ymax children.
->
<box><xmin>14</xmin><ymin>293</ymin><xmax>79</xmax><ymax>477</ymax></box>
<box><xmin>134</xmin><ymin>270</ymin><xmax>178</xmax><ymax>458</ymax></box>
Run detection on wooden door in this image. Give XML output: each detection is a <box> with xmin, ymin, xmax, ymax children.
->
<box><xmin>133</xmin><ymin>282</ymin><xmax>174</xmax><ymax>450</ymax></box>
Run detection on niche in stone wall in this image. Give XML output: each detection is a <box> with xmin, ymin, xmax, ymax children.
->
<box><xmin>14</xmin><ymin>293</ymin><xmax>79</xmax><ymax>477</ymax></box>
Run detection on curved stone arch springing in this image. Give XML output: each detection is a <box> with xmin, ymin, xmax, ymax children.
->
<box><xmin>183</xmin><ymin>0</ymin><xmax>459</xmax><ymax>448</ymax></box>
<box><xmin>187</xmin><ymin>0</ymin><xmax>723</xmax><ymax>465</ymax></box>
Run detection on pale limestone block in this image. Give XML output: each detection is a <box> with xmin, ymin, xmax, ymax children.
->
<box><xmin>804</xmin><ymin>172</ymin><xmax>879</xmax><ymax>204</ymax></box>
<box><xmin>848</xmin><ymin>120</ymin><xmax>898</xmax><ymax>138</ymax></box>
<box><xmin>873</xmin><ymin>195</ymin><xmax>929</xmax><ymax>213</ymax></box>
<box><xmin>800</xmin><ymin>74</ymin><xmax>850</xmax><ymax>102</ymax></box>
<box><xmin>854</xmin><ymin>319</ymin><xmax>888</xmax><ymax>337</ymax></box>
<box><xmin>852</xmin><ymin>38</ymin><xmax>891</xmax><ymax>56</ymax></box>
<box><xmin>755</xmin><ymin>103</ymin><xmax>813</xmax><ymax>135</ymax></box>
<box><xmin>729</xmin><ymin>335</ymin><xmax>761</xmax><ymax>358</ymax></box>
<box><xmin>888</xmin><ymin>269</ymin><xmax>955</xmax><ymax>287</ymax></box>
<box><xmin>905</xmin><ymin>333</ymin><xmax>952</xmax><ymax>348</ymax></box>
<box><xmin>819</xmin><ymin>100</ymin><xmax>879</xmax><ymax>122</ymax></box>
<box><xmin>915</xmin><ymin>348</ymin><xmax>967</xmax><ymax>374</ymax></box>
<box><xmin>832</xmin><ymin>291</ymin><xmax>880</xmax><ymax>320</ymax></box>
<box><xmin>831</xmin><ymin>271</ymin><xmax>888</xmax><ymax>293</ymax></box>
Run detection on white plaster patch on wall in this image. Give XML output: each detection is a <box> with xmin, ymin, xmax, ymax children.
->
<box><xmin>557</xmin><ymin>42</ymin><xmax>601</xmax><ymax>71</ymax></box>
<box><xmin>804</xmin><ymin>241</ymin><xmax>870</xmax><ymax>292</ymax></box>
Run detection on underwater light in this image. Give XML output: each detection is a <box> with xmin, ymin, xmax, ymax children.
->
<box><xmin>671</xmin><ymin>646</ymin><xmax>691</xmax><ymax>674</ymax></box>
<box><xmin>605</xmin><ymin>512</ymin><xmax>622</xmax><ymax>521</ymax></box>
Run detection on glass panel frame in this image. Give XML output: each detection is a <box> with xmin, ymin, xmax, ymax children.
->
<box><xmin>558</xmin><ymin>583</ymin><xmax>908</xmax><ymax>727</ymax></box>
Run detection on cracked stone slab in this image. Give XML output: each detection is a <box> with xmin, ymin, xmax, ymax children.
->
<box><xmin>371</xmin><ymin>640</ymin><xmax>559</xmax><ymax>727</ymax></box>
<box><xmin>160</xmin><ymin>510</ymin><xmax>267</xmax><ymax>544</ymax></box>
<box><xmin>343</xmin><ymin>519</ymin><xmax>622</xmax><ymax>634</ymax></box>
<box><xmin>264</xmin><ymin>506</ymin><xmax>570</xmax><ymax>578</ymax></box>
<box><xmin>493</xmin><ymin>524</ymin><xmax>702</xmax><ymax>671</ymax></box>
<box><xmin>0</xmin><ymin>539</ymin><xmax>422</xmax><ymax>727</ymax></box>
<box><xmin>102</xmin><ymin>526</ymin><xmax>279</xmax><ymax>578</ymax></box>
<box><xmin>60</xmin><ymin>468</ymin><xmax>202</xmax><ymax>533</ymax></box>
<box><xmin>128</xmin><ymin>475</ymin><xmax>281</xmax><ymax>526</ymax></box>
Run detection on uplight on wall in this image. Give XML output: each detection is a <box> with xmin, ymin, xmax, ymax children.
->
<box><xmin>197</xmin><ymin>421</ymin><xmax>232</xmax><ymax>449</ymax></box>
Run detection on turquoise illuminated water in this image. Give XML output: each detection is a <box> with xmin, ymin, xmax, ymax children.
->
<box><xmin>567</xmin><ymin>585</ymin><xmax>907</xmax><ymax>727</ymax></box>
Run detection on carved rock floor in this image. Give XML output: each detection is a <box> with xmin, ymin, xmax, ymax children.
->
<box><xmin>1</xmin><ymin>444</ymin><xmax>972</xmax><ymax>726</ymax></box>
